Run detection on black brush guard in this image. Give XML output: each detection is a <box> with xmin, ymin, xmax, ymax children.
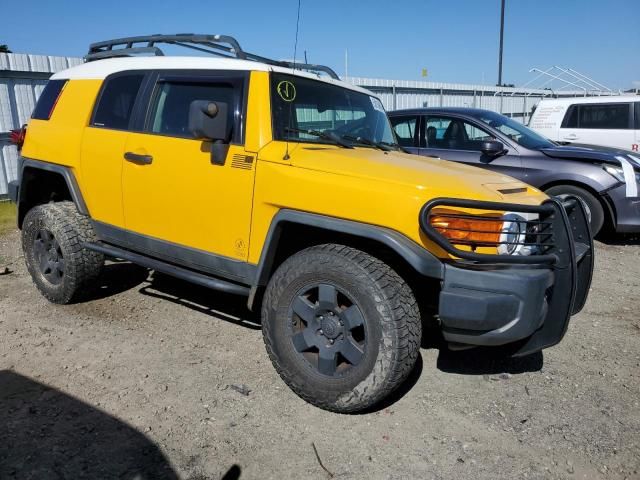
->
<box><xmin>420</xmin><ymin>196</ymin><xmax>594</xmax><ymax>356</ymax></box>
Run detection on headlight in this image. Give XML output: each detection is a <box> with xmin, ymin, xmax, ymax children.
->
<box><xmin>428</xmin><ymin>210</ymin><xmax>539</xmax><ymax>256</ymax></box>
<box><xmin>603</xmin><ymin>164</ymin><xmax>640</xmax><ymax>183</ymax></box>
<box><xmin>498</xmin><ymin>212</ymin><xmax>539</xmax><ymax>256</ymax></box>
<box><xmin>603</xmin><ymin>165</ymin><xmax>626</xmax><ymax>182</ymax></box>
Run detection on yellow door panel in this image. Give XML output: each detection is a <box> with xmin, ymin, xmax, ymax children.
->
<box><xmin>80</xmin><ymin>127</ymin><xmax>127</xmax><ymax>227</ymax></box>
<box><xmin>122</xmin><ymin>133</ymin><xmax>255</xmax><ymax>260</ymax></box>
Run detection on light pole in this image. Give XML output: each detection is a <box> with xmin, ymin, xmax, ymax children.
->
<box><xmin>498</xmin><ymin>0</ymin><xmax>505</xmax><ymax>86</ymax></box>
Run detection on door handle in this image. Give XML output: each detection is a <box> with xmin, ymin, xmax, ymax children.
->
<box><xmin>124</xmin><ymin>152</ymin><xmax>153</xmax><ymax>165</ymax></box>
<box><xmin>564</xmin><ymin>134</ymin><xmax>578</xmax><ymax>140</ymax></box>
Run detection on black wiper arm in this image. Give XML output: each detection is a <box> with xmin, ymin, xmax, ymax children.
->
<box><xmin>340</xmin><ymin>134</ymin><xmax>394</xmax><ymax>152</ymax></box>
<box><xmin>284</xmin><ymin>127</ymin><xmax>354</xmax><ymax>149</ymax></box>
<box><xmin>379</xmin><ymin>140</ymin><xmax>408</xmax><ymax>153</ymax></box>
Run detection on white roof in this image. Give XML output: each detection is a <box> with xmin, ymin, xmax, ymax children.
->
<box><xmin>50</xmin><ymin>56</ymin><xmax>372</xmax><ymax>95</ymax></box>
<box><xmin>538</xmin><ymin>95</ymin><xmax>639</xmax><ymax>105</ymax></box>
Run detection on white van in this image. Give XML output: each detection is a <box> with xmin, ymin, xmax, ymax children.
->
<box><xmin>529</xmin><ymin>96</ymin><xmax>640</xmax><ymax>152</ymax></box>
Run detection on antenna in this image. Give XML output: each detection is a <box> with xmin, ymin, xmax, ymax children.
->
<box><xmin>283</xmin><ymin>0</ymin><xmax>302</xmax><ymax>161</ymax></box>
<box><xmin>345</xmin><ymin>49</ymin><xmax>348</xmax><ymax>82</ymax></box>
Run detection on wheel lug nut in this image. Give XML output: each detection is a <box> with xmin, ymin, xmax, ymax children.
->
<box><xmin>319</xmin><ymin>329</ymin><xmax>323</xmax><ymax>335</ymax></box>
<box><xmin>329</xmin><ymin>339</ymin><xmax>334</xmax><ymax>345</ymax></box>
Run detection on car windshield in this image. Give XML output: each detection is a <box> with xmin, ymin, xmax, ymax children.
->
<box><xmin>473</xmin><ymin>110</ymin><xmax>554</xmax><ymax>150</ymax></box>
<box><xmin>271</xmin><ymin>72</ymin><xmax>397</xmax><ymax>148</ymax></box>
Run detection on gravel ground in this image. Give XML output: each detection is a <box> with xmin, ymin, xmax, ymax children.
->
<box><xmin>0</xmin><ymin>227</ymin><xmax>639</xmax><ymax>480</ymax></box>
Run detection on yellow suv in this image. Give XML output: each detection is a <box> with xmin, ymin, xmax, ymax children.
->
<box><xmin>8</xmin><ymin>34</ymin><xmax>594</xmax><ymax>412</ymax></box>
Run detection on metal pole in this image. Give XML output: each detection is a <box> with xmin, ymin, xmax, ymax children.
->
<box><xmin>392</xmin><ymin>84</ymin><xmax>397</xmax><ymax>110</ymax></box>
<box><xmin>498</xmin><ymin>0</ymin><xmax>505</xmax><ymax>86</ymax></box>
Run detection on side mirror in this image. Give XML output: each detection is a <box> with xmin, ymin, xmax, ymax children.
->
<box><xmin>480</xmin><ymin>140</ymin><xmax>505</xmax><ymax>158</ymax></box>
<box><xmin>189</xmin><ymin>100</ymin><xmax>230</xmax><ymax>165</ymax></box>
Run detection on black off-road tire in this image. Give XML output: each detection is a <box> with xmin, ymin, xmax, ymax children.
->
<box><xmin>262</xmin><ymin>244</ymin><xmax>421</xmax><ymax>413</ymax></box>
<box><xmin>22</xmin><ymin>201</ymin><xmax>104</xmax><ymax>304</ymax></box>
<box><xmin>545</xmin><ymin>185</ymin><xmax>604</xmax><ymax>236</ymax></box>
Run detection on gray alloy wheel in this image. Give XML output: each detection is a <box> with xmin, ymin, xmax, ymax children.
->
<box><xmin>262</xmin><ymin>243</ymin><xmax>421</xmax><ymax>413</ymax></box>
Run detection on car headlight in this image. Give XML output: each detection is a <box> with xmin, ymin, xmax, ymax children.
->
<box><xmin>429</xmin><ymin>210</ymin><xmax>540</xmax><ymax>256</ymax></box>
<box><xmin>603</xmin><ymin>164</ymin><xmax>640</xmax><ymax>183</ymax></box>
<box><xmin>498</xmin><ymin>212</ymin><xmax>539</xmax><ymax>256</ymax></box>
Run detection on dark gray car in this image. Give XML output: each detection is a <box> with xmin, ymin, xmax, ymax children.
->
<box><xmin>389</xmin><ymin>108</ymin><xmax>640</xmax><ymax>235</ymax></box>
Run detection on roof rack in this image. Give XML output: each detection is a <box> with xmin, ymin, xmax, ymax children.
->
<box><xmin>85</xmin><ymin>34</ymin><xmax>340</xmax><ymax>80</ymax></box>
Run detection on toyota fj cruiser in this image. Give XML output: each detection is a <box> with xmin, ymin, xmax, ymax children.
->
<box><xmin>8</xmin><ymin>34</ymin><xmax>594</xmax><ymax>413</ymax></box>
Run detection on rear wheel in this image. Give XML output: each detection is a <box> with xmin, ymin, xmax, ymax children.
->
<box><xmin>545</xmin><ymin>185</ymin><xmax>604</xmax><ymax>236</ymax></box>
<box><xmin>262</xmin><ymin>244</ymin><xmax>421</xmax><ymax>413</ymax></box>
<box><xmin>22</xmin><ymin>201</ymin><xmax>104</xmax><ymax>304</ymax></box>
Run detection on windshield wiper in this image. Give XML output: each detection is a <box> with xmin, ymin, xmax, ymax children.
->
<box><xmin>284</xmin><ymin>127</ymin><xmax>353</xmax><ymax>149</ymax></box>
<box><xmin>379</xmin><ymin>140</ymin><xmax>408</xmax><ymax>153</ymax></box>
<box><xmin>339</xmin><ymin>134</ymin><xmax>394</xmax><ymax>152</ymax></box>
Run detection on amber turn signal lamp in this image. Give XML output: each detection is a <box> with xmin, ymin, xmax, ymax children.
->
<box><xmin>429</xmin><ymin>214</ymin><xmax>503</xmax><ymax>244</ymax></box>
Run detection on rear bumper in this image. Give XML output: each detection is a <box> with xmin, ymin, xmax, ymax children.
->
<box><xmin>426</xmin><ymin>196</ymin><xmax>594</xmax><ymax>356</ymax></box>
<box><xmin>8</xmin><ymin>180</ymin><xmax>18</xmax><ymax>203</ymax></box>
<box><xmin>605</xmin><ymin>183</ymin><xmax>640</xmax><ymax>233</ymax></box>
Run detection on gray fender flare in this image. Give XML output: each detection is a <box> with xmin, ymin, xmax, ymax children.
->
<box><xmin>17</xmin><ymin>158</ymin><xmax>89</xmax><ymax>225</ymax></box>
<box><xmin>248</xmin><ymin>209</ymin><xmax>444</xmax><ymax>309</ymax></box>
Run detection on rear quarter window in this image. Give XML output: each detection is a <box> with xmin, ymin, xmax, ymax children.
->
<box><xmin>91</xmin><ymin>74</ymin><xmax>145</xmax><ymax>130</ymax></box>
<box><xmin>32</xmin><ymin>80</ymin><xmax>68</xmax><ymax>120</ymax></box>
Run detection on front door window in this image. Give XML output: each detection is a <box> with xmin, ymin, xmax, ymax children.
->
<box><xmin>424</xmin><ymin>116</ymin><xmax>494</xmax><ymax>151</ymax></box>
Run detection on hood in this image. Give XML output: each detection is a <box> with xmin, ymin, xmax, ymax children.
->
<box><xmin>540</xmin><ymin>143</ymin><xmax>640</xmax><ymax>170</ymax></box>
<box><xmin>284</xmin><ymin>144</ymin><xmax>544</xmax><ymax>203</ymax></box>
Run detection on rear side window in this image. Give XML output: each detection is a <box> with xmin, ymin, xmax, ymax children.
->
<box><xmin>32</xmin><ymin>80</ymin><xmax>67</xmax><ymax>120</ymax></box>
<box><xmin>92</xmin><ymin>74</ymin><xmax>145</xmax><ymax>130</ymax></box>
<box><xmin>390</xmin><ymin>116</ymin><xmax>418</xmax><ymax>147</ymax></box>
<box><xmin>563</xmin><ymin>103</ymin><xmax>631</xmax><ymax>130</ymax></box>
<box><xmin>147</xmin><ymin>81</ymin><xmax>239</xmax><ymax>140</ymax></box>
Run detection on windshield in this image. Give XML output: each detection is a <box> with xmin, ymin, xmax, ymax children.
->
<box><xmin>271</xmin><ymin>73</ymin><xmax>396</xmax><ymax>148</ymax></box>
<box><xmin>473</xmin><ymin>110</ymin><xmax>554</xmax><ymax>150</ymax></box>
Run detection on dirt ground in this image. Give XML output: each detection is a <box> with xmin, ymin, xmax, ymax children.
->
<box><xmin>0</xmin><ymin>226</ymin><xmax>639</xmax><ymax>480</ymax></box>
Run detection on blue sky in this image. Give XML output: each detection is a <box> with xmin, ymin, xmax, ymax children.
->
<box><xmin>3</xmin><ymin>0</ymin><xmax>639</xmax><ymax>89</ymax></box>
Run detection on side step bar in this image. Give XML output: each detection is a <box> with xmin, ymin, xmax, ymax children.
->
<box><xmin>84</xmin><ymin>242</ymin><xmax>250</xmax><ymax>296</ymax></box>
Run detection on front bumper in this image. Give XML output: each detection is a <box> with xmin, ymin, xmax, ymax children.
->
<box><xmin>604</xmin><ymin>183</ymin><xmax>640</xmax><ymax>233</ymax></box>
<box><xmin>425</xmin><ymin>197</ymin><xmax>594</xmax><ymax>356</ymax></box>
<box><xmin>439</xmin><ymin>265</ymin><xmax>553</xmax><ymax>348</ymax></box>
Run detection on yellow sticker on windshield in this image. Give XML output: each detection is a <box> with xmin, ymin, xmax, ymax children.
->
<box><xmin>277</xmin><ymin>80</ymin><xmax>297</xmax><ymax>102</ymax></box>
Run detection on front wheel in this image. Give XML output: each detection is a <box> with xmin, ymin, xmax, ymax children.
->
<box><xmin>545</xmin><ymin>185</ymin><xmax>605</xmax><ymax>236</ymax></box>
<box><xmin>261</xmin><ymin>244</ymin><xmax>421</xmax><ymax>413</ymax></box>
